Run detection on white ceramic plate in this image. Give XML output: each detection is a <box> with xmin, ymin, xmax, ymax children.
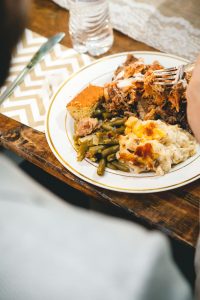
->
<box><xmin>46</xmin><ymin>51</ymin><xmax>200</xmax><ymax>193</ymax></box>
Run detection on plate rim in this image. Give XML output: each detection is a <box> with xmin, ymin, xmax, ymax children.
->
<box><xmin>45</xmin><ymin>51</ymin><xmax>200</xmax><ymax>193</ymax></box>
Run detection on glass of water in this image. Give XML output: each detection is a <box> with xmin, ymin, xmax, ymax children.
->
<box><xmin>69</xmin><ymin>0</ymin><xmax>114</xmax><ymax>56</ymax></box>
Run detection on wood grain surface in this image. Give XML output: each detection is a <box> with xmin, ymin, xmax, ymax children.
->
<box><xmin>0</xmin><ymin>0</ymin><xmax>199</xmax><ymax>248</ymax></box>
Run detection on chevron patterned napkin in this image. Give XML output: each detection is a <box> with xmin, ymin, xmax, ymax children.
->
<box><xmin>0</xmin><ymin>29</ymin><xmax>93</xmax><ymax>132</ymax></box>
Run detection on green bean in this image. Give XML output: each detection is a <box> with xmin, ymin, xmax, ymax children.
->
<box><xmin>111</xmin><ymin>161</ymin><xmax>130</xmax><ymax>172</ymax></box>
<box><xmin>103</xmin><ymin>138</ymin><xmax>119</xmax><ymax>145</ymax></box>
<box><xmin>92</xmin><ymin>108</ymin><xmax>102</xmax><ymax>117</ymax></box>
<box><xmin>107</xmin><ymin>162</ymin><xmax>118</xmax><ymax>170</ymax></box>
<box><xmin>97</xmin><ymin>158</ymin><xmax>106</xmax><ymax>176</ymax></box>
<box><xmin>78</xmin><ymin>138</ymin><xmax>92</xmax><ymax>146</ymax></box>
<box><xmin>101</xmin><ymin>138</ymin><xmax>119</xmax><ymax>145</ymax></box>
<box><xmin>73</xmin><ymin>136</ymin><xmax>80</xmax><ymax>148</ymax></box>
<box><xmin>102</xmin><ymin>145</ymin><xmax>119</xmax><ymax>157</ymax></box>
<box><xmin>77</xmin><ymin>143</ymin><xmax>88</xmax><ymax>161</ymax></box>
<box><xmin>102</xmin><ymin>123</ymin><xmax>113</xmax><ymax>131</ymax></box>
<box><xmin>97</xmin><ymin>135</ymin><xmax>119</xmax><ymax>145</ymax></box>
<box><xmin>96</xmin><ymin>131</ymin><xmax>106</xmax><ymax>138</ymax></box>
<box><xmin>88</xmin><ymin>145</ymin><xmax>105</xmax><ymax>156</ymax></box>
<box><xmin>107</xmin><ymin>153</ymin><xmax>116</xmax><ymax>162</ymax></box>
<box><xmin>110</xmin><ymin>117</ymin><xmax>127</xmax><ymax>127</ymax></box>
<box><xmin>96</xmin><ymin>131</ymin><xmax>115</xmax><ymax>139</ymax></box>
<box><xmin>102</xmin><ymin>112</ymin><xmax>112</xmax><ymax>120</ymax></box>
<box><xmin>115</xmin><ymin>126</ymin><xmax>125</xmax><ymax>134</ymax></box>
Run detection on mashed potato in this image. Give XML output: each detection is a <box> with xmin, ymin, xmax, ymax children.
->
<box><xmin>118</xmin><ymin>117</ymin><xmax>197</xmax><ymax>175</ymax></box>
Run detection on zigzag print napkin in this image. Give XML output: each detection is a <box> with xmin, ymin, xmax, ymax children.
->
<box><xmin>0</xmin><ymin>29</ymin><xmax>92</xmax><ymax>132</ymax></box>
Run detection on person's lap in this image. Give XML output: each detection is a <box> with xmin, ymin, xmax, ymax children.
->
<box><xmin>0</xmin><ymin>153</ymin><xmax>193</xmax><ymax>300</ymax></box>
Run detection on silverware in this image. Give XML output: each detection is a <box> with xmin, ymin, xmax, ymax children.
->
<box><xmin>153</xmin><ymin>62</ymin><xmax>195</xmax><ymax>86</ymax></box>
<box><xmin>0</xmin><ymin>32</ymin><xmax>65</xmax><ymax>105</ymax></box>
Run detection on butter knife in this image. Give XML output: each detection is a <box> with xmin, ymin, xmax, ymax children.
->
<box><xmin>0</xmin><ymin>32</ymin><xmax>65</xmax><ymax>105</ymax></box>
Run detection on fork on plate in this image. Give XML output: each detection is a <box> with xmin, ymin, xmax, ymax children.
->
<box><xmin>153</xmin><ymin>62</ymin><xmax>195</xmax><ymax>86</ymax></box>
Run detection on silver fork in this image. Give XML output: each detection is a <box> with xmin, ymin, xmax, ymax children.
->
<box><xmin>153</xmin><ymin>62</ymin><xmax>195</xmax><ymax>86</ymax></box>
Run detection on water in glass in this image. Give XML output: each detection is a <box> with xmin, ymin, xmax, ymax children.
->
<box><xmin>69</xmin><ymin>0</ymin><xmax>114</xmax><ymax>56</ymax></box>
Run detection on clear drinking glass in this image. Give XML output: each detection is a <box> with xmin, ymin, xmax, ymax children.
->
<box><xmin>69</xmin><ymin>0</ymin><xmax>114</xmax><ymax>56</ymax></box>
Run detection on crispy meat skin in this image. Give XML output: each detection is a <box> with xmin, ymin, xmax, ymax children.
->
<box><xmin>103</xmin><ymin>55</ymin><xmax>190</xmax><ymax>131</ymax></box>
<box><xmin>114</xmin><ymin>54</ymin><xmax>138</xmax><ymax>78</ymax></box>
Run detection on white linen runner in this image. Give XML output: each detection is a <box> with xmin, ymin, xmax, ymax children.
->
<box><xmin>53</xmin><ymin>0</ymin><xmax>200</xmax><ymax>61</ymax></box>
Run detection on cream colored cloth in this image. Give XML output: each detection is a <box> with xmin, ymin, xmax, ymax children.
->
<box><xmin>0</xmin><ymin>29</ymin><xmax>92</xmax><ymax>132</ymax></box>
<box><xmin>54</xmin><ymin>0</ymin><xmax>200</xmax><ymax>61</ymax></box>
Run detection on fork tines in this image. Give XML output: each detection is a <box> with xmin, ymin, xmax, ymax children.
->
<box><xmin>153</xmin><ymin>67</ymin><xmax>179</xmax><ymax>86</ymax></box>
<box><xmin>153</xmin><ymin>67</ymin><xmax>178</xmax><ymax>75</ymax></box>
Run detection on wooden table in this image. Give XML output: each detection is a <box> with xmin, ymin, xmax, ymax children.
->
<box><xmin>0</xmin><ymin>0</ymin><xmax>199</xmax><ymax>248</ymax></box>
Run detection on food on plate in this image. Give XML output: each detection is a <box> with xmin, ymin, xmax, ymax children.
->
<box><xmin>103</xmin><ymin>54</ymin><xmax>191</xmax><ymax>131</ymax></box>
<box><xmin>67</xmin><ymin>54</ymin><xmax>197</xmax><ymax>176</ymax></box>
<box><xmin>67</xmin><ymin>84</ymin><xmax>104</xmax><ymax>121</ymax></box>
<box><xmin>118</xmin><ymin>117</ymin><xmax>196</xmax><ymax>175</ymax></box>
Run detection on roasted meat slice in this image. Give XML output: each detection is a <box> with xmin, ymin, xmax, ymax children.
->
<box><xmin>102</xmin><ymin>54</ymin><xmax>191</xmax><ymax>132</ymax></box>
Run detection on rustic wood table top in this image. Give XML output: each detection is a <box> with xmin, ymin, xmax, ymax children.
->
<box><xmin>0</xmin><ymin>0</ymin><xmax>199</xmax><ymax>248</ymax></box>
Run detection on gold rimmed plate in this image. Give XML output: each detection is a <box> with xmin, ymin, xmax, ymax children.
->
<box><xmin>45</xmin><ymin>51</ymin><xmax>200</xmax><ymax>193</ymax></box>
